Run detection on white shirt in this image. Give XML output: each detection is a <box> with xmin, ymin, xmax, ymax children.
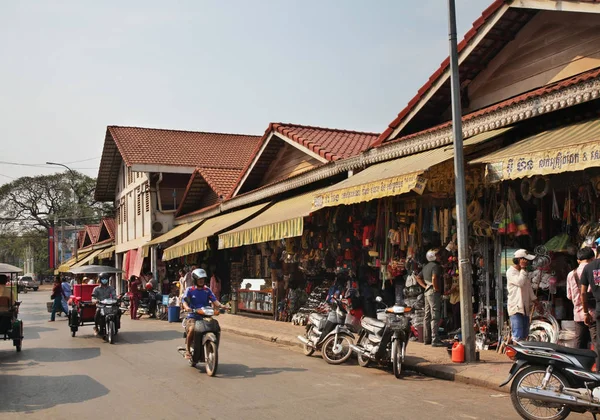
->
<box><xmin>507</xmin><ymin>266</ymin><xmax>537</xmax><ymax>316</ymax></box>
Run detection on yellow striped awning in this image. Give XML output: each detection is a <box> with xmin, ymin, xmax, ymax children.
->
<box><xmin>142</xmin><ymin>220</ymin><xmax>203</xmax><ymax>257</ymax></box>
<box><xmin>97</xmin><ymin>246</ymin><xmax>115</xmax><ymax>260</ymax></box>
<box><xmin>162</xmin><ymin>203</ymin><xmax>269</xmax><ymax>261</ymax></box>
<box><xmin>471</xmin><ymin>118</ymin><xmax>600</xmax><ymax>181</ymax></box>
<box><xmin>71</xmin><ymin>249</ymin><xmax>104</xmax><ymax>268</ymax></box>
<box><xmin>56</xmin><ymin>250</ymin><xmax>93</xmax><ymax>273</ymax></box>
<box><xmin>219</xmin><ymin>190</ymin><xmax>323</xmax><ymax>249</ymax></box>
<box><xmin>313</xmin><ymin>127</ymin><xmax>511</xmax><ymax>210</ymax></box>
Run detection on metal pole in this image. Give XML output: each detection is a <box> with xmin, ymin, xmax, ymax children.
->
<box><xmin>447</xmin><ymin>0</ymin><xmax>475</xmax><ymax>362</ymax></box>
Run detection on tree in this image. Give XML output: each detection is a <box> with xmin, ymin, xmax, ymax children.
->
<box><xmin>0</xmin><ymin>171</ymin><xmax>113</xmax><ymax>232</ymax></box>
<box><xmin>0</xmin><ymin>230</ymin><xmax>48</xmax><ymax>274</ymax></box>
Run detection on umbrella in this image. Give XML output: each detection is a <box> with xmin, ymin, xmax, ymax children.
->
<box><xmin>68</xmin><ymin>265</ymin><xmax>124</xmax><ymax>275</ymax></box>
<box><xmin>0</xmin><ymin>263</ymin><xmax>24</xmax><ymax>274</ymax></box>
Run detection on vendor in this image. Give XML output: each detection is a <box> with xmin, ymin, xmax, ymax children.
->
<box><xmin>506</xmin><ymin>249</ymin><xmax>538</xmax><ymax>342</ymax></box>
<box><xmin>567</xmin><ymin>247</ymin><xmax>596</xmax><ymax>349</ymax></box>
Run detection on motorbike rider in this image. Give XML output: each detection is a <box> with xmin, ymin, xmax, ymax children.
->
<box><xmin>91</xmin><ymin>273</ymin><xmax>119</xmax><ymax>336</ymax></box>
<box><xmin>181</xmin><ymin>268</ymin><xmax>226</xmax><ymax>359</ymax></box>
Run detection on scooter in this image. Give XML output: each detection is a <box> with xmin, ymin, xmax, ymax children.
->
<box><xmin>97</xmin><ymin>298</ymin><xmax>121</xmax><ymax>344</ymax></box>
<box><xmin>350</xmin><ymin>296</ymin><xmax>412</xmax><ymax>378</ymax></box>
<box><xmin>177</xmin><ymin>306</ymin><xmax>224</xmax><ymax>377</ymax></box>
<box><xmin>502</xmin><ymin>340</ymin><xmax>600</xmax><ymax>420</ymax></box>
<box><xmin>297</xmin><ymin>297</ymin><xmax>355</xmax><ymax>365</ymax></box>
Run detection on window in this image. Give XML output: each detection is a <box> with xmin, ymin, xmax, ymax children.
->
<box><xmin>145</xmin><ymin>190</ymin><xmax>150</xmax><ymax>212</ymax></box>
<box><xmin>136</xmin><ymin>188</ymin><xmax>141</xmax><ymax>216</ymax></box>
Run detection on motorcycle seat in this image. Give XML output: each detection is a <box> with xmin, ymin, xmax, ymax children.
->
<box><xmin>363</xmin><ymin>317</ymin><xmax>385</xmax><ymax>329</ymax></box>
<box><xmin>519</xmin><ymin>341</ymin><xmax>597</xmax><ymax>359</ymax></box>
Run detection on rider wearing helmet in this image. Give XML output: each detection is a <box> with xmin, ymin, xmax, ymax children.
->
<box><xmin>92</xmin><ymin>273</ymin><xmax>118</xmax><ymax>336</ymax></box>
<box><xmin>181</xmin><ymin>268</ymin><xmax>225</xmax><ymax>359</ymax></box>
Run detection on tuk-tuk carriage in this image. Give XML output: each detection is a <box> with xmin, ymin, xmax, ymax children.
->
<box><xmin>0</xmin><ymin>263</ymin><xmax>24</xmax><ymax>352</ymax></box>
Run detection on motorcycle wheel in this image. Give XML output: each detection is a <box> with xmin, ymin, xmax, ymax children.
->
<box><xmin>204</xmin><ymin>340</ymin><xmax>218</xmax><ymax>377</ymax></box>
<box><xmin>321</xmin><ymin>334</ymin><xmax>352</xmax><ymax>365</ymax></box>
<box><xmin>303</xmin><ymin>327</ymin><xmax>315</xmax><ymax>356</ymax></box>
<box><xmin>107</xmin><ymin>320</ymin><xmax>116</xmax><ymax>344</ymax></box>
<box><xmin>510</xmin><ymin>366</ymin><xmax>570</xmax><ymax>420</ymax></box>
<box><xmin>392</xmin><ymin>340</ymin><xmax>402</xmax><ymax>379</ymax></box>
<box><xmin>357</xmin><ymin>336</ymin><xmax>370</xmax><ymax>367</ymax></box>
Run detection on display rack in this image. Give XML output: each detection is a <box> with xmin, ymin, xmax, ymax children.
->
<box><xmin>237</xmin><ymin>288</ymin><xmax>274</xmax><ymax>315</ymax></box>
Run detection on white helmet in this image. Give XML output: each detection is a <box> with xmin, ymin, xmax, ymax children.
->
<box><xmin>191</xmin><ymin>268</ymin><xmax>208</xmax><ymax>283</ymax></box>
<box><xmin>426</xmin><ymin>249</ymin><xmax>439</xmax><ymax>262</ymax></box>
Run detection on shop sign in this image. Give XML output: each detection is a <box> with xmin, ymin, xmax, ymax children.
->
<box><xmin>485</xmin><ymin>142</ymin><xmax>600</xmax><ymax>181</ymax></box>
<box><xmin>312</xmin><ymin>172</ymin><xmax>426</xmax><ymax>210</ymax></box>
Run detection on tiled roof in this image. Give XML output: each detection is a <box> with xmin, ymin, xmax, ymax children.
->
<box><xmin>102</xmin><ymin>218</ymin><xmax>116</xmax><ymax>240</ymax></box>
<box><xmin>107</xmin><ymin>126</ymin><xmax>261</xmax><ymax>169</ymax></box>
<box><xmin>197</xmin><ymin>167</ymin><xmax>244</xmax><ymax>199</ymax></box>
<box><xmin>386</xmin><ymin>67</ymin><xmax>600</xmax><ymax>145</ymax></box>
<box><xmin>77</xmin><ymin>230</ymin><xmax>86</xmax><ymax>249</ymax></box>
<box><xmin>268</xmin><ymin>123</ymin><xmax>378</xmax><ymax>161</ymax></box>
<box><xmin>373</xmin><ymin>0</ymin><xmax>521</xmax><ymax>145</ymax></box>
<box><xmin>87</xmin><ymin>224</ymin><xmax>101</xmax><ymax>243</ymax></box>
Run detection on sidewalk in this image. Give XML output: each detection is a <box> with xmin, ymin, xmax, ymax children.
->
<box><xmin>207</xmin><ymin>313</ymin><xmax>513</xmax><ymax>393</ymax></box>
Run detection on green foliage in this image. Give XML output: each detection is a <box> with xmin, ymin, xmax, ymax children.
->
<box><xmin>0</xmin><ymin>230</ymin><xmax>49</xmax><ymax>274</ymax></box>
<box><xmin>0</xmin><ymin>171</ymin><xmax>113</xmax><ymax>231</ymax></box>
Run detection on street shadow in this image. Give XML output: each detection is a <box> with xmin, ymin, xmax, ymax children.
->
<box><xmin>216</xmin><ymin>364</ymin><xmax>307</xmax><ymax>379</ymax></box>
<box><xmin>120</xmin><ymin>330</ymin><xmax>182</xmax><ymax>344</ymax></box>
<box><xmin>0</xmin><ymin>347</ymin><xmax>101</xmax><ymax>365</ymax></box>
<box><xmin>0</xmin><ymin>374</ymin><xmax>109</xmax><ymax>412</ymax></box>
<box><xmin>22</xmin><ymin>325</ymin><xmax>58</xmax><ymax>340</ymax></box>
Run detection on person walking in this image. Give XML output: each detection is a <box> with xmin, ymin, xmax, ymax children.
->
<box><xmin>567</xmin><ymin>247</ymin><xmax>596</xmax><ymax>349</ymax></box>
<box><xmin>417</xmin><ymin>249</ymin><xmax>444</xmax><ymax>347</ymax></box>
<box><xmin>128</xmin><ymin>275</ymin><xmax>142</xmax><ymax>320</ymax></box>
<box><xmin>507</xmin><ymin>249</ymin><xmax>539</xmax><ymax>341</ymax></box>
<box><xmin>61</xmin><ymin>277</ymin><xmax>72</xmax><ymax>314</ymax></box>
<box><xmin>49</xmin><ymin>278</ymin><xmax>65</xmax><ymax>322</ymax></box>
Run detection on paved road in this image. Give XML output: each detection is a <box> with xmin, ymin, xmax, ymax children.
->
<box><xmin>0</xmin><ymin>290</ymin><xmax>586</xmax><ymax>419</ymax></box>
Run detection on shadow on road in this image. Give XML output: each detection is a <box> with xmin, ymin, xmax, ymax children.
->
<box><xmin>0</xmin><ymin>374</ymin><xmax>109</xmax><ymax>412</ymax></box>
<box><xmin>120</xmin><ymin>330</ymin><xmax>182</xmax><ymax>344</ymax></box>
<box><xmin>21</xmin><ymin>325</ymin><xmax>58</xmax><ymax>340</ymax></box>
<box><xmin>0</xmin><ymin>347</ymin><xmax>101</xmax><ymax>366</ymax></box>
<box><xmin>216</xmin><ymin>364</ymin><xmax>307</xmax><ymax>379</ymax></box>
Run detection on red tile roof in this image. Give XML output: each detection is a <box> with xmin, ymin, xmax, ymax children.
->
<box><xmin>107</xmin><ymin>126</ymin><xmax>261</xmax><ymax>169</ymax></box>
<box><xmin>77</xmin><ymin>230</ymin><xmax>86</xmax><ymax>249</ymax></box>
<box><xmin>386</xmin><ymin>67</ymin><xmax>600</xmax><ymax>145</ymax></box>
<box><xmin>101</xmin><ymin>217</ymin><xmax>115</xmax><ymax>240</ymax></box>
<box><xmin>268</xmin><ymin>123</ymin><xmax>378</xmax><ymax>161</ymax></box>
<box><xmin>372</xmin><ymin>0</ymin><xmax>513</xmax><ymax>146</ymax></box>
<box><xmin>197</xmin><ymin>167</ymin><xmax>244</xmax><ymax>199</ymax></box>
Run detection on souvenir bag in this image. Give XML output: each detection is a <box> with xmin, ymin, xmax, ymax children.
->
<box><xmin>493</xmin><ymin>203</ymin><xmax>507</xmax><ymax>234</ymax></box>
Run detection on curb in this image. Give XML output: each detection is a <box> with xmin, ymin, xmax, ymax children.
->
<box><xmin>220</xmin><ymin>324</ymin><xmax>509</xmax><ymax>393</ymax></box>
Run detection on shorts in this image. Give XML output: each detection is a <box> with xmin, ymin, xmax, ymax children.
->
<box><xmin>184</xmin><ymin>318</ymin><xmax>196</xmax><ymax>330</ymax></box>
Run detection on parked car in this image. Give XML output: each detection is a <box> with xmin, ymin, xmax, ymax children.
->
<box><xmin>18</xmin><ymin>274</ymin><xmax>39</xmax><ymax>291</ymax></box>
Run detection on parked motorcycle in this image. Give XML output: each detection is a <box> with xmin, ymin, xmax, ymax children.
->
<box><xmin>350</xmin><ymin>296</ymin><xmax>412</xmax><ymax>378</ymax></box>
<box><xmin>297</xmin><ymin>297</ymin><xmax>355</xmax><ymax>365</ymax></box>
<box><xmin>501</xmin><ymin>341</ymin><xmax>600</xmax><ymax>420</ymax></box>
<box><xmin>97</xmin><ymin>298</ymin><xmax>121</xmax><ymax>344</ymax></box>
<box><xmin>177</xmin><ymin>306</ymin><xmax>223</xmax><ymax>376</ymax></box>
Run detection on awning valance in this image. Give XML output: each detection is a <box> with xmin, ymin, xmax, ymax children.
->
<box><xmin>313</xmin><ymin>127</ymin><xmax>511</xmax><ymax>210</ymax></box>
<box><xmin>56</xmin><ymin>250</ymin><xmax>93</xmax><ymax>273</ymax></box>
<box><xmin>162</xmin><ymin>203</ymin><xmax>269</xmax><ymax>261</ymax></box>
<box><xmin>142</xmin><ymin>220</ymin><xmax>203</xmax><ymax>257</ymax></box>
<box><xmin>71</xmin><ymin>249</ymin><xmax>104</xmax><ymax>268</ymax></box>
<box><xmin>97</xmin><ymin>246</ymin><xmax>115</xmax><ymax>260</ymax></box>
<box><xmin>219</xmin><ymin>190</ymin><xmax>323</xmax><ymax>249</ymax></box>
<box><xmin>471</xmin><ymin>118</ymin><xmax>600</xmax><ymax>181</ymax></box>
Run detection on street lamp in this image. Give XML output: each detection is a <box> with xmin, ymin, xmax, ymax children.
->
<box><xmin>46</xmin><ymin>162</ymin><xmax>76</xmax><ymax>177</ymax></box>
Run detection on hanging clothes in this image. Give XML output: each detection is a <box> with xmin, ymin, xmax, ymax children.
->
<box><xmin>432</xmin><ymin>207</ymin><xmax>439</xmax><ymax>232</ymax></box>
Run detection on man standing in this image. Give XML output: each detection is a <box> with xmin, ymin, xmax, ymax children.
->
<box><xmin>506</xmin><ymin>249</ymin><xmax>538</xmax><ymax>341</ymax></box>
<box><xmin>417</xmin><ymin>249</ymin><xmax>444</xmax><ymax>347</ymax></box>
<box><xmin>579</xmin><ymin>248</ymin><xmax>600</xmax><ymax>368</ymax></box>
<box><xmin>567</xmin><ymin>247</ymin><xmax>596</xmax><ymax>349</ymax></box>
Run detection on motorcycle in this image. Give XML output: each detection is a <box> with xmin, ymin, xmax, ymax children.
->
<box><xmin>97</xmin><ymin>298</ymin><xmax>121</xmax><ymax>344</ymax></box>
<box><xmin>501</xmin><ymin>340</ymin><xmax>600</xmax><ymax>420</ymax></box>
<box><xmin>297</xmin><ymin>297</ymin><xmax>355</xmax><ymax>365</ymax></box>
<box><xmin>178</xmin><ymin>306</ymin><xmax>223</xmax><ymax>377</ymax></box>
<box><xmin>350</xmin><ymin>296</ymin><xmax>412</xmax><ymax>378</ymax></box>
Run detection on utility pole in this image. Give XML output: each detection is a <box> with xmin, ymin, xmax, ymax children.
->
<box><xmin>447</xmin><ymin>0</ymin><xmax>476</xmax><ymax>362</ymax></box>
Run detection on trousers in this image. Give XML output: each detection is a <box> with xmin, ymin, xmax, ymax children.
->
<box><xmin>424</xmin><ymin>292</ymin><xmax>441</xmax><ymax>344</ymax></box>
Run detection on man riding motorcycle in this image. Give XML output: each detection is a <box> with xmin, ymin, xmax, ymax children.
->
<box><xmin>181</xmin><ymin>268</ymin><xmax>225</xmax><ymax>359</ymax></box>
<box><xmin>92</xmin><ymin>273</ymin><xmax>119</xmax><ymax>336</ymax></box>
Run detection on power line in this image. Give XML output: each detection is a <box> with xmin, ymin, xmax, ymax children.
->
<box><xmin>61</xmin><ymin>157</ymin><xmax>101</xmax><ymax>164</ymax></box>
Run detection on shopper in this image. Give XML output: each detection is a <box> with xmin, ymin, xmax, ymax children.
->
<box><xmin>579</xmin><ymin>249</ymin><xmax>600</xmax><ymax>369</ymax></box>
<box><xmin>49</xmin><ymin>277</ymin><xmax>65</xmax><ymax>322</ymax></box>
<box><xmin>506</xmin><ymin>249</ymin><xmax>538</xmax><ymax>341</ymax></box>
<box><xmin>567</xmin><ymin>247</ymin><xmax>596</xmax><ymax>349</ymax></box>
<box><xmin>209</xmin><ymin>267</ymin><xmax>222</xmax><ymax>301</ymax></box>
<box><xmin>128</xmin><ymin>275</ymin><xmax>142</xmax><ymax>320</ymax></box>
<box><xmin>417</xmin><ymin>249</ymin><xmax>444</xmax><ymax>347</ymax></box>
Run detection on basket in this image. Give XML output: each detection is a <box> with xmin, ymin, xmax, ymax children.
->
<box><xmin>46</xmin><ymin>302</ymin><xmax>53</xmax><ymax>313</ymax></box>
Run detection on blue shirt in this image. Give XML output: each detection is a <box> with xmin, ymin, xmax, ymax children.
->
<box><xmin>183</xmin><ymin>286</ymin><xmax>217</xmax><ymax>319</ymax></box>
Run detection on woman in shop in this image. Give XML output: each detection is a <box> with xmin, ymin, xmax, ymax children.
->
<box><xmin>209</xmin><ymin>265</ymin><xmax>221</xmax><ymax>301</ymax></box>
<box><xmin>567</xmin><ymin>247</ymin><xmax>596</xmax><ymax>349</ymax></box>
<box><xmin>127</xmin><ymin>275</ymin><xmax>142</xmax><ymax>320</ymax></box>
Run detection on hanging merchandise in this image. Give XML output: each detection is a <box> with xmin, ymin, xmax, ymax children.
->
<box><xmin>494</xmin><ymin>203</ymin><xmax>507</xmax><ymax>234</ymax></box>
<box><xmin>552</xmin><ymin>189</ymin><xmax>561</xmax><ymax>220</ymax></box>
<box><xmin>506</xmin><ymin>200</ymin><xmax>517</xmax><ymax>235</ymax></box>
<box><xmin>432</xmin><ymin>207</ymin><xmax>439</xmax><ymax>233</ymax></box>
<box><xmin>521</xmin><ymin>178</ymin><xmax>532</xmax><ymax>201</ymax></box>
<box><xmin>531</xmin><ymin>176</ymin><xmax>550</xmax><ymax>199</ymax></box>
<box><xmin>443</xmin><ymin>208</ymin><xmax>450</xmax><ymax>244</ymax></box>
<box><xmin>467</xmin><ymin>199</ymin><xmax>483</xmax><ymax>223</ymax></box>
<box><xmin>507</xmin><ymin>188</ymin><xmax>529</xmax><ymax>236</ymax></box>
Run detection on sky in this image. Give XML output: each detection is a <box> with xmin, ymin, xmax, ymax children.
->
<box><xmin>0</xmin><ymin>0</ymin><xmax>490</xmax><ymax>185</ymax></box>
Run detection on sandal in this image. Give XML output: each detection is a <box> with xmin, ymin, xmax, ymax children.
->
<box><xmin>184</xmin><ymin>351</ymin><xmax>192</xmax><ymax>359</ymax></box>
